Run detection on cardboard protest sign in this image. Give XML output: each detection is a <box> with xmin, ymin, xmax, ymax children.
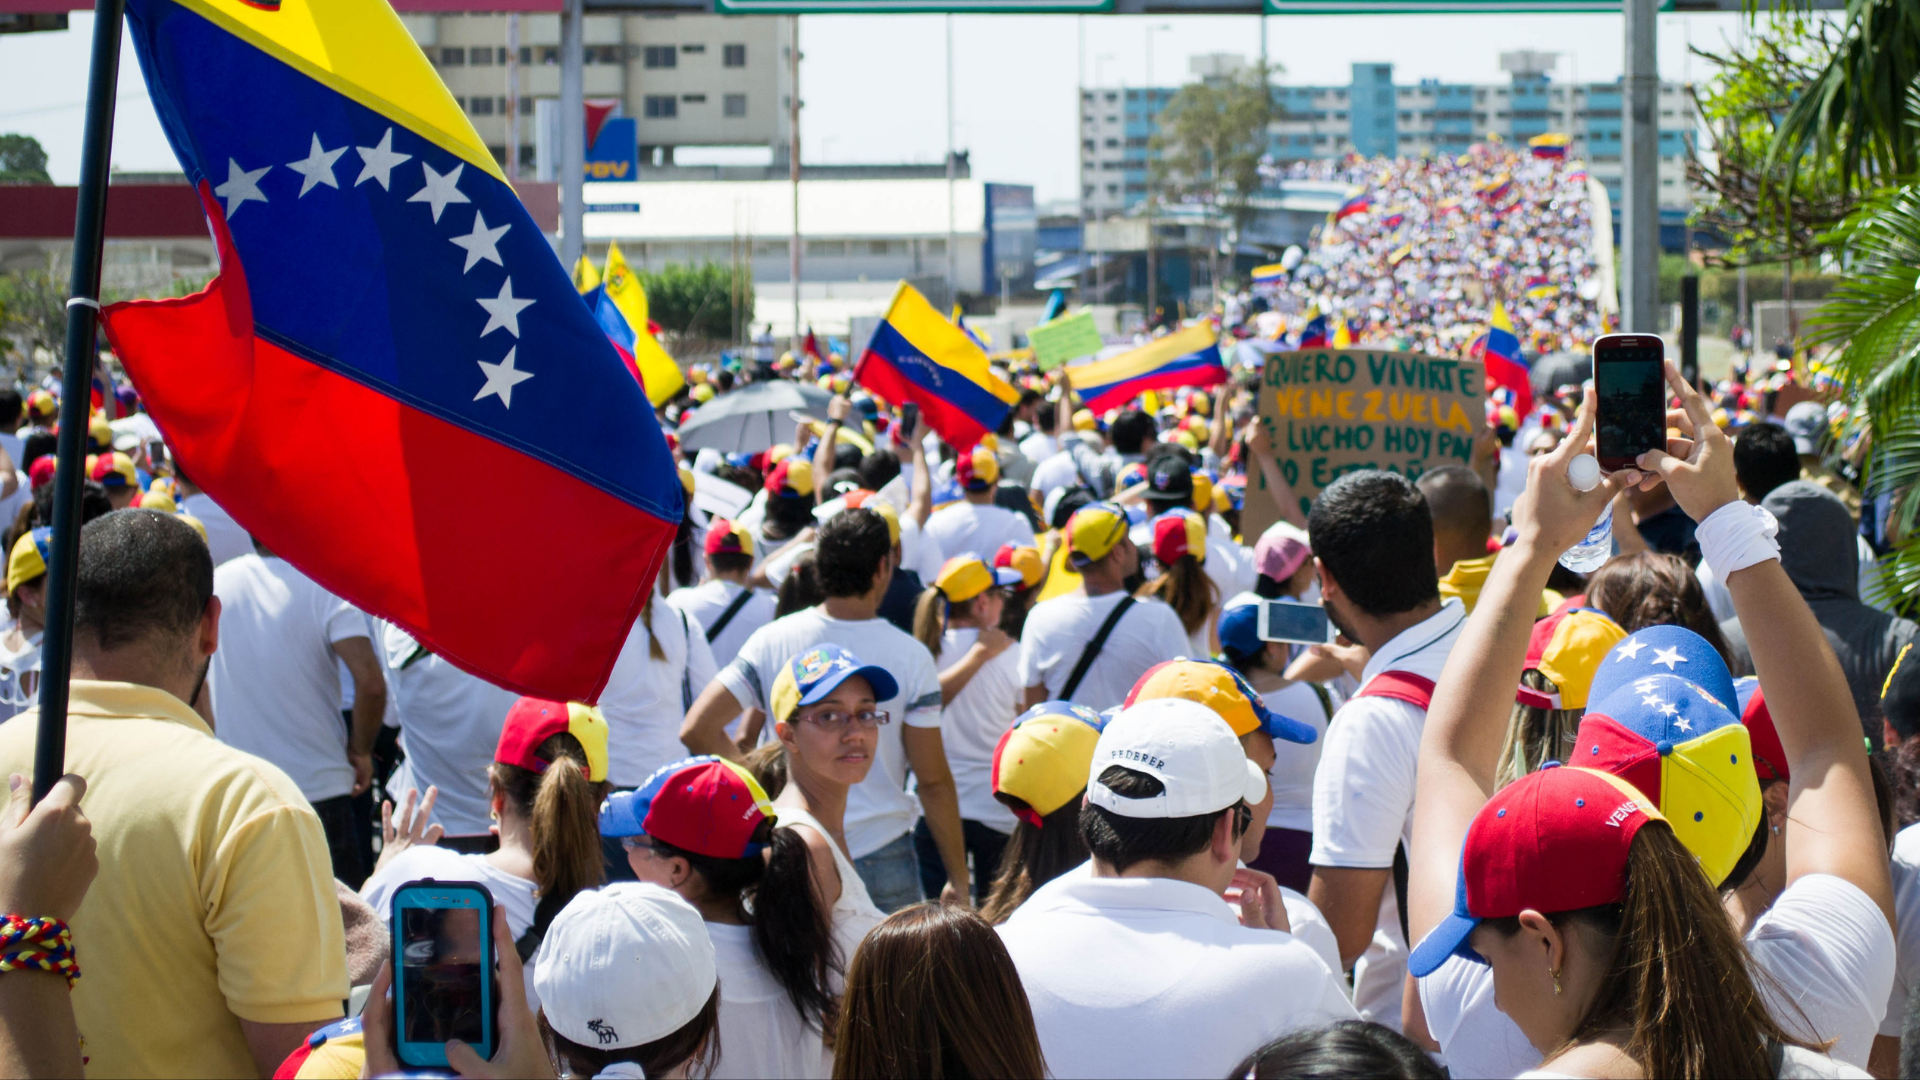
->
<box><xmin>1027</xmin><ymin>311</ymin><xmax>1103</xmax><ymax>372</ymax></box>
<box><xmin>1241</xmin><ymin>349</ymin><xmax>1485</xmax><ymax>540</ymax></box>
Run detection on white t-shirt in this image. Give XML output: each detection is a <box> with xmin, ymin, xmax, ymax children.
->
<box><xmin>176</xmin><ymin>490</ymin><xmax>254</xmax><ymax>567</ymax></box>
<box><xmin>0</xmin><ymin>631</ymin><xmax>41</xmax><ymax>716</ymax></box>
<box><xmin>1516</xmin><ymin>1046</ymin><xmax>1868</xmax><ymax>1079</ymax></box>
<box><xmin>667</xmin><ymin>579</ymin><xmax>776</xmax><ymax>671</ymax></box>
<box><xmin>207</xmin><ymin>554</ymin><xmax>367</xmax><ymax>802</ymax></box>
<box><xmin>1883</xmin><ymin>824</ymin><xmax>1920</xmax><ymax>1039</ymax></box>
<box><xmin>1278</xmin><ymin>884</ymin><xmax>1344</xmax><ymax>983</ymax></box>
<box><xmin>598</xmin><ymin>599</ymin><xmax>718</xmax><ymax>787</ymax></box>
<box><xmin>1020</xmin><ymin>431</ymin><xmax>1059</xmax><ymax>465</ymax></box>
<box><xmin>359</xmin><ymin>846</ymin><xmax>538</xmax><ymax>942</ymax></box>
<box><xmin>707</xmin><ymin>922</ymin><xmax>832</xmax><ymax>1080</ymax></box>
<box><xmin>934</xmin><ymin>628</ymin><xmax>1022</xmax><ymax>832</ymax></box>
<box><xmin>996</xmin><ymin>873</ymin><xmax>1357</xmax><ymax>1080</ymax></box>
<box><xmin>1422</xmin><ymin>873</ymin><xmax>1896</xmax><ymax>1076</ymax></box>
<box><xmin>1017</xmin><ymin>591</ymin><xmax>1190</xmax><ymax>713</ymax></box>
<box><xmin>924</xmin><ymin>500</ymin><xmax>1037</xmax><ymax>563</ymax></box>
<box><xmin>380</xmin><ymin>624</ymin><xmax>518</xmax><ymax>838</ymax></box>
<box><xmin>896</xmin><ymin>515</ymin><xmax>946</xmax><ymax>586</ymax></box>
<box><xmin>1262</xmin><ymin>682</ymin><xmax>1332</xmax><ymax>833</ymax></box>
<box><xmin>717</xmin><ymin>608</ymin><xmax>942</xmax><ymax>858</ymax></box>
<box><xmin>1029</xmin><ymin>449</ymin><xmax>1084</xmax><ymax>499</ymax></box>
<box><xmin>1206</xmin><ymin>513</ymin><xmax>1255</xmax><ymax>599</ymax></box>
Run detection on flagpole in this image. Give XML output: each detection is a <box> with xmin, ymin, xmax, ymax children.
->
<box><xmin>35</xmin><ymin>0</ymin><xmax>126</xmax><ymax>803</ymax></box>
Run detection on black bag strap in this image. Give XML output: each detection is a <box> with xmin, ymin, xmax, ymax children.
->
<box><xmin>1060</xmin><ymin>596</ymin><xmax>1136</xmax><ymax>702</ymax></box>
<box><xmin>1392</xmin><ymin>841</ymin><xmax>1412</xmax><ymax>947</ymax></box>
<box><xmin>678</xmin><ymin>608</ymin><xmax>694</xmax><ymax>714</ymax></box>
<box><xmin>704</xmin><ymin>586</ymin><xmax>755</xmax><ymax>643</ymax></box>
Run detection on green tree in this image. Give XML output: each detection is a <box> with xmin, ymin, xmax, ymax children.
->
<box><xmin>1150</xmin><ymin>64</ymin><xmax>1276</xmax><ymax>240</ymax></box>
<box><xmin>1766</xmin><ymin>0</ymin><xmax>1920</xmax><ymax>193</ymax></box>
<box><xmin>635</xmin><ymin>262</ymin><xmax>750</xmax><ymax>343</ymax></box>
<box><xmin>0</xmin><ymin>134</ymin><xmax>51</xmax><ymax>186</ymax></box>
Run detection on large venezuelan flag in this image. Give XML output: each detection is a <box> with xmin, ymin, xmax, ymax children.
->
<box><xmin>602</xmin><ymin>241</ymin><xmax>685</xmax><ymax>406</ymax></box>
<box><xmin>101</xmin><ymin>0</ymin><xmax>682</xmax><ymax>701</ymax></box>
<box><xmin>1063</xmin><ymin>324</ymin><xmax>1226</xmax><ymax>414</ymax></box>
<box><xmin>854</xmin><ymin>282</ymin><xmax>1019</xmax><ymax>448</ymax></box>
<box><xmin>1468</xmin><ymin>303</ymin><xmax>1534</xmax><ymax>420</ymax></box>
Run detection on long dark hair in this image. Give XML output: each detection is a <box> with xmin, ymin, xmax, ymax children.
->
<box><xmin>669</xmin><ymin>512</ymin><xmax>698</xmax><ymax>593</ymax></box>
<box><xmin>1587</xmin><ymin>553</ymin><xmax>1736</xmax><ymax>668</ymax></box>
<box><xmin>832</xmin><ymin>904</ymin><xmax>1047</xmax><ymax>1080</ymax></box>
<box><xmin>763</xmin><ymin>494</ymin><xmax>817</xmax><ymax>543</ymax></box>
<box><xmin>1495</xmin><ymin>670</ymin><xmax>1584</xmax><ymax>788</ymax></box>
<box><xmin>979</xmin><ymin>799</ymin><xmax>1090</xmax><ymax>925</ymax></box>
<box><xmin>488</xmin><ymin>732</ymin><xmax>607</xmax><ymax>958</ymax></box>
<box><xmin>1145</xmin><ymin>554</ymin><xmax>1216</xmax><ymax>637</ymax></box>
<box><xmin>649</xmin><ymin>820</ymin><xmax>840</xmax><ymax>1037</ymax></box>
<box><xmin>541</xmin><ymin>985</ymin><xmax>720</xmax><ymax>1079</ymax></box>
<box><xmin>776</xmin><ymin>550</ymin><xmax>824</xmax><ymax>618</ymax></box>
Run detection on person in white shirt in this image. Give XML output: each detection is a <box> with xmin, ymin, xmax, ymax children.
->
<box><xmin>596</xmin><ymin>584</ymin><xmax>718</xmax><ymax>802</ymax></box>
<box><xmin>172</xmin><ymin>467</ymin><xmax>253</xmax><ymax>567</ymax></box>
<box><xmin>1018</xmin><ymin>400</ymin><xmax>1060</xmax><ymax>466</ymax></box>
<box><xmin>924</xmin><ymin>445</ymin><xmax>1036</xmax><ymax>562</ymax></box>
<box><xmin>1302</xmin><ymin>471</ymin><xmax>1466</xmax><ymax>1029</ymax></box>
<box><xmin>208</xmin><ymin>544</ymin><xmax>386</xmax><ymax>885</ymax></box>
<box><xmin>0</xmin><ymin>528</ymin><xmax>50</xmax><ymax>715</ymax></box>
<box><xmin>667</xmin><ymin>518</ymin><xmax>777</xmax><ymax>670</ymax></box>
<box><xmin>909</xmin><ymin>555</ymin><xmax>1024</xmax><ymax>904</ymax></box>
<box><xmin>377</xmin><ymin>623</ymin><xmax>517</xmax><ymax>845</ymax></box>
<box><xmin>1019</xmin><ymin>501</ymin><xmax>1189</xmax><ymax>713</ymax></box>
<box><xmin>997</xmin><ymin>697</ymin><xmax>1357</xmax><ymax>1080</ymax></box>
<box><xmin>681</xmin><ymin>506</ymin><xmax>971</xmax><ymax>912</ymax></box>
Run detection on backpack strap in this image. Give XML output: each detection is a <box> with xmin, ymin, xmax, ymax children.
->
<box><xmin>1355</xmin><ymin>671</ymin><xmax>1436</xmax><ymax>711</ymax></box>
<box><xmin>703</xmin><ymin>586</ymin><xmax>756</xmax><ymax>643</ymax></box>
<box><xmin>1060</xmin><ymin>596</ymin><xmax>1137</xmax><ymax>702</ymax></box>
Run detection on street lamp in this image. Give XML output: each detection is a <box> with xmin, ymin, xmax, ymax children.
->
<box><xmin>1144</xmin><ymin>23</ymin><xmax>1170</xmax><ymax>326</ymax></box>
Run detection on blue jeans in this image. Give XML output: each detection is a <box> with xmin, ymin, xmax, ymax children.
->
<box><xmin>852</xmin><ymin>832</ymin><xmax>923</xmax><ymax>914</ymax></box>
<box><xmin>912</xmin><ymin>817</ymin><xmax>1010</xmax><ymax>906</ymax></box>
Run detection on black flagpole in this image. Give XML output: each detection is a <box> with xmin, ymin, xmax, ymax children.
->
<box><xmin>33</xmin><ymin>0</ymin><xmax>127</xmax><ymax>803</ymax></box>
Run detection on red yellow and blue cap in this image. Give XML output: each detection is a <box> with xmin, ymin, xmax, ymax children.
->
<box><xmin>495</xmin><ymin>697</ymin><xmax>610</xmax><ymax>784</ymax></box>
<box><xmin>991</xmin><ymin>701</ymin><xmax>1109</xmax><ymax>826</ymax></box>
<box><xmin>1586</xmin><ymin>625</ymin><xmax>1738</xmax><ymax>719</ymax></box>
<box><xmin>1064</xmin><ymin>501</ymin><xmax>1130</xmax><ymax>568</ymax></box>
<box><xmin>765</xmin><ymin>457</ymin><xmax>814</xmax><ymax>499</ymax></box>
<box><xmin>89</xmin><ymin>450</ymin><xmax>136</xmax><ymax>489</ymax></box>
<box><xmin>956</xmin><ymin>444</ymin><xmax>999</xmax><ymax>491</ymax></box>
<box><xmin>1151</xmin><ymin>508</ymin><xmax>1207</xmax><ymax>566</ymax></box>
<box><xmin>703</xmin><ymin>517</ymin><xmax>754</xmax><ymax>557</ymax></box>
<box><xmin>6</xmin><ymin>527</ymin><xmax>51</xmax><ymax>595</ymax></box>
<box><xmin>1735</xmin><ymin>679</ymin><xmax>1789</xmax><ymax>784</ymax></box>
<box><xmin>24</xmin><ymin>390</ymin><xmax>54</xmax><ymax>421</ymax></box>
<box><xmin>934</xmin><ymin>555</ymin><xmax>1022</xmax><ymax>604</ymax></box>
<box><xmin>769</xmin><ymin>645</ymin><xmax>899</xmax><ymax>724</ymax></box>
<box><xmin>599</xmin><ymin>756</ymin><xmax>775</xmax><ymax>859</ymax></box>
<box><xmin>1518</xmin><ymin>607</ymin><xmax>1626</xmax><ymax>711</ymax></box>
<box><xmin>1125</xmin><ymin>658</ymin><xmax>1320</xmax><ymax>745</ymax></box>
<box><xmin>993</xmin><ymin>543</ymin><xmax>1044</xmax><ymax>591</ymax></box>
<box><xmin>1409</xmin><ymin>765</ymin><xmax>1660</xmax><ymax>977</ymax></box>
<box><xmin>1572</xmin><ymin>672</ymin><xmax>1760</xmax><ymax>886</ymax></box>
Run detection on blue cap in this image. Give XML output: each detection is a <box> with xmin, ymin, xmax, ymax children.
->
<box><xmin>1218</xmin><ymin>600</ymin><xmax>1264</xmax><ymax>659</ymax></box>
<box><xmin>1585</xmin><ymin>625</ymin><xmax>1736</xmax><ymax>715</ymax></box>
<box><xmin>768</xmin><ymin>645</ymin><xmax>900</xmax><ymax>723</ymax></box>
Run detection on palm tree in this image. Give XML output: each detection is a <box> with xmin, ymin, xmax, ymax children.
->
<box><xmin>1767</xmin><ymin>0</ymin><xmax>1920</xmax><ymax>193</ymax></box>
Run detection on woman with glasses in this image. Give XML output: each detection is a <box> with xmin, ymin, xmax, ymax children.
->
<box><xmin>768</xmin><ymin>645</ymin><xmax>894</xmax><ymax>977</ymax></box>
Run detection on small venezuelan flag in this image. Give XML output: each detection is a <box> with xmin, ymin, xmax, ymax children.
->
<box><xmin>1468</xmin><ymin>303</ymin><xmax>1533</xmax><ymax>420</ymax></box>
<box><xmin>1296</xmin><ymin>312</ymin><xmax>1330</xmax><ymax>349</ymax></box>
<box><xmin>855</xmin><ymin>282</ymin><xmax>1019</xmax><ymax>448</ymax></box>
<box><xmin>1251</xmin><ymin>263</ymin><xmax>1288</xmax><ymax>285</ymax></box>
<box><xmin>1330</xmin><ymin>188</ymin><xmax>1370</xmax><ymax>224</ymax></box>
<box><xmin>1064</xmin><ymin>324</ymin><xmax>1226</xmax><ymax>414</ymax></box>
<box><xmin>1529</xmin><ymin>132</ymin><xmax>1570</xmax><ymax>160</ymax></box>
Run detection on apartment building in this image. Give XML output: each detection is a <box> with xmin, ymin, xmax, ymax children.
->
<box><xmin>398</xmin><ymin>12</ymin><xmax>794</xmax><ymax>170</ymax></box>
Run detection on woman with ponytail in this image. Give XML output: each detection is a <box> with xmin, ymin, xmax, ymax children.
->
<box><xmin>603</xmin><ymin>756</ymin><xmax>838</xmax><ymax>1078</ymax></box>
<box><xmin>909</xmin><ymin>555</ymin><xmax>1022</xmax><ymax>904</ymax></box>
<box><xmin>1143</xmin><ymin>508</ymin><xmax>1218</xmax><ymax>657</ymax></box>
<box><xmin>361</xmin><ymin>698</ymin><xmax>611</xmax><ymax>964</ymax></box>
<box><xmin>978</xmin><ymin>701</ymin><xmax>1105</xmax><ymax>924</ymax></box>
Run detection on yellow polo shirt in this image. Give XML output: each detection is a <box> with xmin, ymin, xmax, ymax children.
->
<box><xmin>0</xmin><ymin>681</ymin><xmax>347</xmax><ymax>1077</ymax></box>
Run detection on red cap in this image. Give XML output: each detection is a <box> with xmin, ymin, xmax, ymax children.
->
<box><xmin>703</xmin><ymin>518</ymin><xmax>753</xmax><ymax>557</ymax></box>
<box><xmin>494</xmin><ymin>698</ymin><xmax>610</xmax><ymax>783</ymax></box>
<box><xmin>1741</xmin><ymin>687</ymin><xmax>1789</xmax><ymax>784</ymax></box>
<box><xmin>27</xmin><ymin>457</ymin><xmax>55</xmax><ymax>491</ymax></box>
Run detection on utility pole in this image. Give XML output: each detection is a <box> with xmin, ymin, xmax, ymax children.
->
<box><xmin>1621</xmin><ymin>0</ymin><xmax>1658</xmax><ymax>334</ymax></box>
<box><xmin>504</xmin><ymin>13</ymin><xmax>520</xmax><ymax>183</ymax></box>
<box><xmin>946</xmin><ymin>14</ymin><xmax>958</xmax><ymax>310</ymax></box>
<box><xmin>789</xmin><ymin>15</ymin><xmax>801</xmax><ymax>352</ymax></box>
<box><xmin>1077</xmin><ymin>16</ymin><xmax>1087</xmax><ymax>306</ymax></box>
<box><xmin>1144</xmin><ymin>24</ymin><xmax>1168</xmax><ymax>328</ymax></box>
<box><xmin>560</xmin><ymin>0</ymin><xmax>584</xmax><ymax>269</ymax></box>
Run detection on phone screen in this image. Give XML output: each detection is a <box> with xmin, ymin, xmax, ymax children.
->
<box><xmin>1258</xmin><ymin>601</ymin><xmax>1333</xmax><ymax>645</ymax></box>
<box><xmin>1594</xmin><ymin>337</ymin><xmax>1668</xmax><ymax>469</ymax></box>
<box><xmin>399</xmin><ymin>905</ymin><xmax>487</xmax><ymax>1048</ymax></box>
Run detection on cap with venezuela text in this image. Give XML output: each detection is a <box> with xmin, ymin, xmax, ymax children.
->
<box><xmin>495</xmin><ymin>697</ymin><xmax>610</xmax><ymax>783</ymax></box>
<box><xmin>1409</xmin><ymin>765</ymin><xmax>1660</xmax><ymax>977</ymax></box>
<box><xmin>599</xmin><ymin>756</ymin><xmax>776</xmax><ymax>859</ymax></box>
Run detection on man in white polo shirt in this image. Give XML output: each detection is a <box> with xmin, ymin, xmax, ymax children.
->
<box><xmin>997</xmin><ymin>697</ymin><xmax>1355</xmax><ymax>1080</ymax></box>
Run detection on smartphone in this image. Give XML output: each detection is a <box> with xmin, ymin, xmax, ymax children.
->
<box><xmin>1591</xmin><ymin>334</ymin><xmax>1669</xmax><ymax>472</ymax></box>
<box><xmin>898</xmin><ymin>402</ymin><xmax>920</xmax><ymax>443</ymax></box>
<box><xmin>390</xmin><ymin>880</ymin><xmax>496</xmax><ymax>1069</ymax></box>
<box><xmin>1257</xmin><ymin>601</ymin><xmax>1334</xmax><ymax>646</ymax></box>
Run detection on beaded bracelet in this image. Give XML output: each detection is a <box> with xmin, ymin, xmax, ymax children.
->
<box><xmin>0</xmin><ymin>916</ymin><xmax>79</xmax><ymax>987</ymax></box>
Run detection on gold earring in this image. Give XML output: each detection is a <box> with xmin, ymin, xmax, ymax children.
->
<box><xmin>1551</xmin><ymin>968</ymin><xmax>1563</xmax><ymax>996</ymax></box>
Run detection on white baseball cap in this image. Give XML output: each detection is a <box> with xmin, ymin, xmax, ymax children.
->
<box><xmin>531</xmin><ymin>883</ymin><xmax>717</xmax><ymax>1051</ymax></box>
<box><xmin>1086</xmin><ymin>697</ymin><xmax>1268</xmax><ymax>819</ymax></box>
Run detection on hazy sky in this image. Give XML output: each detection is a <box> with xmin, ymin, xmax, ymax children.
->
<box><xmin>1</xmin><ymin>8</ymin><xmax>1758</xmax><ymax>203</ymax></box>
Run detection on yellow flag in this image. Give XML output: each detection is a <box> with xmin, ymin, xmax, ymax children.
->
<box><xmin>1332</xmin><ymin>319</ymin><xmax>1353</xmax><ymax>348</ymax></box>
<box><xmin>601</xmin><ymin>242</ymin><xmax>684</xmax><ymax>407</ymax></box>
<box><xmin>573</xmin><ymin>255</ymin><xmax>600</xmax><ymax>295</ymax></box>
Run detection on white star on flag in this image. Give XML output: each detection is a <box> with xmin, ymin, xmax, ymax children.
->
<box><xmin>1674</xmin><ymin>716</ymin><xmax>1692</xmax><ymax>732</ymax></box>
<box><xmin>474</xmin><ymin>347</ymin><xmax>534</xmax><ymax>407</ymax></box>
<box><xmin>286</xmin><ymin>134</ymin><xmax>346</xmax><ymax>197</ymax></box>
<box><xmin>1615</xmin><ymin>640</ymin><xmax>1647</xmax><ymax>661</ymax></box>
<box><xmin>353</xmin><ymin>128</ymin><xmax>412</xmax><ymax>190</ymax></box>
<box><xmin>409</xmin><ymin>161</ymin><xmax>470</xmax><ymax>223</ymax></box>
<box><xmin>213</xmin><ymin>158</ymin><xmax>271</xmax><ymax>219</ymax></box>
<box><xmin>1640</xmin><ymin>694</ymin><xmax>1663</xmax><ymax>707</ymax></box>
<box><xmin>1657</xmin><ymin>702</ymin><xmax>1678</xmax><ymax>716</ymax></box>
<box><xmin>450</xmin><ymin>211</ymin><xmax>510</xmax><ymax>273</ymax></box>
<box><xmin>477</xmin><ymin>278</ymin><xmax>535</xmax><ymax>338</ymax></box>
<box><xmin>1651</xmin><ymin>646</ymin><xmax>1687</xmax><ymax>670</ymax></box>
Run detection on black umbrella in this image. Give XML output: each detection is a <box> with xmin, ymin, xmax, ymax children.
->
<box><xmin>674</xmin><ymin>379</ymin><xmax>835</xmax><ymax>454</ymax></box>
<box><xmin>1530</xmin><ymin>351</ymin><xmax>1590</xmax><ymax>397</ymax></box>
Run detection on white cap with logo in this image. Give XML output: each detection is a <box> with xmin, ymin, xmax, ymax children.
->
<box><xmin>531</xmin><ymin>882</ymin><xmax>717</xmax><ymax>1051</ymax></box>
<box><xmin>1086</xmin><ymin>697</ymin><xmax>1269</xmax><ymax>819</ymax></box>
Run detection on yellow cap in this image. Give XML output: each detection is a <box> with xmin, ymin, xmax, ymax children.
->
<box><xmin>1064</xmin><ymin>502</ymin><xmax>1129</xmax><ymax>568</ymax></box>
<box><xmin>843</xmin><ymin>490</ymin><xmax>900</xmax><ymax>545</ymax></box>
<box><xmin>1190</xmin><ymin>474</ymin><xmax>1213</xmax><ymax>513</ymax></box>
<box><xmin>1072</xmin><ymin>409</ymin><xmax>1097</xmax><ymax>431</ymax></box>
<box><xmin>934</xmin><ymin>555</ymin><xmax>1023</xmax><ymax>604</ymax></box>
<box><xmin>7</xmin><ymin>529</ymin><xmax>49</xmax><ymax>595</ymax></box>
<box><xmin>691</xmin><ymin>384</ymin><xmax>715</xmax><ymax>403</ymax></box>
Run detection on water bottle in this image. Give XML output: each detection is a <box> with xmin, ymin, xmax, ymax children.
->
<box><xmin>1558</xmin><ymin>454</ymin><xmax>1613</xmax><ymax>574</ymax></box>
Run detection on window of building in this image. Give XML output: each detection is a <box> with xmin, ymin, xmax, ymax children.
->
<box><xmin>925</xmin><ymin>239</ymin><xmax>947</xmax><ymax>256</ymax></box>
<box><xmin>1125</xmin><ymin>136</ymin><xmax>1148</xmax><ymax>148</ymax></box>
<box><xmin>724</xmin><ymin>94</ymin><xmax>747</xmax><ymax>117</ymax></box>
<box><xmin>585</xmin><ymin>45</ymin><xmax>624</xmax><ymax>65</ymax></box>
<box><xmin>682</xmin><ymin>43</ymin><xmax>705</xmax><ymax>54</ymax></box>
<box><xmin>807</xmin><ymin>240</ymin><xmax>846</xmax><ymax>256</ymax></box>
<box><xmin>539</xmin><ymin>46</ymin><xmax>560</xmax><ymax>64</ymax></box>
<box><xmin>682</xmin><ymin>94</ymin><xmax>706</xmax><ymax>103</ymax></box>
<box><xmin>439</xmin><ymin>47</ymin><xmax>465</xmax><ymax>66</ymax></box>
<box><xmin>644</xmin><ymin>45</ymin><xmax>677</xmax><ymax>68</ymax></box>
<box><xmin>452</xmin><ymin>95</ymin><xmax>466</xmax><ymax>110</ymax></box>
<box><xmin>1084</xmin><ymin>184</ymin><xmax>1095</xmax><ymax>197</ymax></box>
<box><xmin>1105</xmin><ymin>183</ymin><xmax>1118</xmax><ymax>195</ymax></box>
<box><xmin>869</xmin><ymin>240</ymin><xmax>900</xmax><ymax>255</ymax></box>
<box><xmin>519</xmin><ymin>46</ymin><xmax>533</xmax><ymax>64</ymax></box>
<box><xmin>469</xmin><ymin>96</ymin><xmax>494</xmax><ymax>115</ymax></box>
<box><xmin>1103</xmin><ymin>91</ymin><xmax>1117</xmax><ymax>103</ymax></box>
<box><xmin>754</xmin><ymin>240</ymin><xmax>787</xmax><ymax>258</ymax></box>
<box><xmin>1104</xmin><ymin>137</ymin><xmax>1118</xmax><ymax>148</ymax></box>
<box><xmin>1105</xmin><ymin>115</ymin><xmax>1117</xmax><ymax>124</ymax></box>
<box><xmin>724</xmin><ymin>43</ymin><xmax>747</xmax><ymax>66</ymax></box>
<box><xmin>644</xmin><ymin>95</ymin><xmax>677</xmax><ymax>118</ymax></box>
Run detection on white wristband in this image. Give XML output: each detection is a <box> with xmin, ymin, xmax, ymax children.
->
<box><xmin>1696</xmin><ymin>500</ymin><xmax>1780</xmax><ymax>577</ymax></box>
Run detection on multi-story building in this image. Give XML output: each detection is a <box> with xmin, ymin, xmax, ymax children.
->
<box><xmin>1080</xmin><ymin>56</ymin><xmax>1695</xmax><ymax>217</ymax></box>
<box><xmin>398</xmin><ymin>12</ymin><xmax>794</xmax><ymax>171</ymax></box>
